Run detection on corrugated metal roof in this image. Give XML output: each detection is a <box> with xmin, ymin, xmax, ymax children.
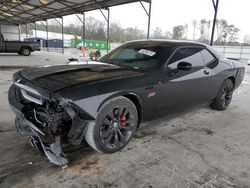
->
<box><xmin>0</xmin><ymin>0</ymin><xmax>150</xmax><ymax>25</ymax></box>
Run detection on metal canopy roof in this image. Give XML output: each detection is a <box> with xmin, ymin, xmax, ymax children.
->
<box><xmin>0</xmin><ymin>0</ymin><xmax>149</xmax><ymax>25</ymax></box>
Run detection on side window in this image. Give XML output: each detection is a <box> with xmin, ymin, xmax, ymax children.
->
<box><xmin>168</xmin><ymin>47</ymin><xmax>205</xmax><ymax>69</ymax></box>
<box><xmin>201</xmin><ymin>49</ymin><xmax>216</xmax><ymax>64</ymax></box>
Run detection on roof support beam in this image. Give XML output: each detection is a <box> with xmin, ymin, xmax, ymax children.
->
<box><xmin>139</xmin><ymin>0</ymin><xmax>152</xmax><ymax>39</ymax></box>
<box><xmin>35</xmin><ymin>22</ymin><xmax>37</xmax><ymax>38</ymax></box>
<box><xmin>54</xmin><ymin>17</ymin><xmax>64</xmax><ymax>54</ymax></box>
<box><xmin>46</xmin><ymin>20</ymin><xmax>49</xmax><ymax>52</ymax></box>
<box><xmin>26</xmin><ymin>24</ymin><xmax>28</xmax><ymax>38</ymax></box>
<box><xmin>18</xmin><ymin>25</ymin><xmax>21</xmax><ymax>41</ymax></box>
<box><xmin>75</xmin><ymin>13</ymin><xmax>86</xmax><ymax>48</ymax></box>
<box><xmin>210</xmin><ymin>0</ymin><xmax>219</xmax><ymax>46</ymax></box>
<box><xmin>99</xmin><ymin>8</ymin><xmax>110</xmax><ymax>52</ymax></box>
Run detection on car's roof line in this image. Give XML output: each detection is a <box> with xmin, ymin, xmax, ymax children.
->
<box><xmin>125</xmin><ymin>39</ymin><xmax>206</xmax><ymax>48</ymax></box>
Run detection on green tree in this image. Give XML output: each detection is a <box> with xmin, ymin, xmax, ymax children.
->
<box><xmin>192</xmin><ymin>20</ymin><xmax>198</xmax><ymax>40</ymax></box>
<box><xmin>152</xmin><ymin>27</ymin><xmax>163</xmax><ymax>39</ymax></box>
<box><xmin>172</xmin><ymin>25</ymin><xmax>185</xmax><ymax>40</ymax></box>
<box><xmin>215</xmin><ymin>19</ymin><xmax>228</xmax><ymax>44</ymax></box>
<box><xmin>222</xmin><ymin>25</ymin><xmax>240</xmax><ymax>45</ymax></box>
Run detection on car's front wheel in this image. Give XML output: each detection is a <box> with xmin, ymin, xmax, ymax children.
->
<box><xmin>85</xmin><ymin>96</ymin><xmax>138</xmax><ymax>153</ymax></box>
<box><xmin>210</xmin><ymin>79</ymin><xmax>234</xmax><ymax>111</ymax></box>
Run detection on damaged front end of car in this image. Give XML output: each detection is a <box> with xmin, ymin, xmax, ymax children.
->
<box><xmin>8</xmin><ymin>77</ymin><xmax>92</xmax><ymax>167</ymax></box>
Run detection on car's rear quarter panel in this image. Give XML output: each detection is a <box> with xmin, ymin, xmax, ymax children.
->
<box><xmin>208</xmin><ymin>59</ymin><xmax>245</xmax><ymax>101</ymax></box>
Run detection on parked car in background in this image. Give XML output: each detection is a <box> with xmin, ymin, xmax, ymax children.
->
<box><xmin>8</xmin><ymin>40</ymin><xmax>245</xmax><ymax>166</ymax></box>
<box><xmin>0</xmin><ymin>34</ymin><xmax>41</xmax><ymax>56</ymax></box>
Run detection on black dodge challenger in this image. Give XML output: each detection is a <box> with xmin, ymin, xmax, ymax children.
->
<box><xmin>8</xmin><ymin>40</ymin><xmax>245</xmax><ymax>166</ymax></box>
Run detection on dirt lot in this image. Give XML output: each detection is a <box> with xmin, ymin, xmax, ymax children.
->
<box><xmin>0</xmin><ymin>54</ymin><xmax>250</xmax><ymax>188</ymax></box>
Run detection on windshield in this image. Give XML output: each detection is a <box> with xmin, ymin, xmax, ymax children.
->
<box><xmin>99</xmin><ymin>42</ymin><xmax>174</xmax><ymax>71</ymax></box>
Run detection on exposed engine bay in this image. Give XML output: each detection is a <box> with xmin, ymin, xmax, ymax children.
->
<box><xmin>10</xmin><ymin>84</ymin><xmax>88</xmax><ymax>166</ymax></box>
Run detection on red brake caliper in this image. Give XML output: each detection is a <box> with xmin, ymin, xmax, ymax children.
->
<box><xmin>121</xmin><ymin>116</ymin><xmax>127</xmax><ymax>126</ymax></box>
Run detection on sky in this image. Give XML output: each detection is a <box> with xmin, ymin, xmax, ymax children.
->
<box><xmin>63</xmin><ymin>0</ymin><xmax>250</xmax><ymax>42</ymax></box>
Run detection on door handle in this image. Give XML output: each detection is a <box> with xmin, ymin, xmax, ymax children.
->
<box><xmin>203</xmin><ymin>70</ymin><xmax>209</xmax><ymax>75</ymax></box>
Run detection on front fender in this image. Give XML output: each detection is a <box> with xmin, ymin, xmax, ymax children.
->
<box><xmin>71</xmin><ymin>92</ymin><xmax>117</xmax><ymax>120</ymax></box>
<box><xmin>71</xmin><ymin>91</ymin><xmax>142</xmax><ymax>120</ymax></box>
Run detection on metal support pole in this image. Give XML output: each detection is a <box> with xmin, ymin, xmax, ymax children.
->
<box><xmin>147</xmin><ymin>2</ymin><xmax>151</xmax><ymax>39</ymax></box>
<box><xmin>210</xmin><ymin>0</ymin><xmax>219</xmax><ymax>46</ymax></box>
<box><xmin>25</xmin><ymin>24</ymin><xmax>28</xmax><ymax>38</ymax></box>
<box><xmin>75</xmin><ymin>13</ymin><xmax>86</xmax><ymax>48</ymax></box>
<box><xmin>99</xmin><ymin>8</ymin><xmax>110</xmax><ymax>52</ymax></box>
<box><xmin>35</xmin><ymin>22</ymin><xmax>37</xmax><ymax>38</ymax></box>
<box><xmin>54</xmin><ymin>17</ymin><xmax>64</xmax><ymax>54</ymax></box>
<box><xmin>107</xmin><ymin>8</ymin><xmax>110</xmax><ymax>52</ymax></box>
<box><xmin>62</xmin><ymin>17</ymin><xmax>64</xmax><ymax>54</ymax></box>
<box><xmin>46</xmin><ymin>20</ymin><xmax>49</xmax><ymax>52</ymax></box>
<box><xmin>139</xmin><ymin>1</ymin><xmax>152</xmax><ymax>39</ymax></box>
<box><xmin>18</xmin><ymin>25</ymin><xmax>21</xmax><ymax>41</ymax></box>
<box><xmin>83</xmin><ymin>13</ymin><xmax>86</xmax><ymax>48</ymax></box>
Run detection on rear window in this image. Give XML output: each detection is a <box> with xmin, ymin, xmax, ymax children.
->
<box><xmin>201</xmin><ymin>49</ymin><xmax>216</xmax><ymax>64</ymax></box>
<box><xmin>206</xmin><ymin>46</ymin><xmax>224</xmax><ymax>59</ymax></box>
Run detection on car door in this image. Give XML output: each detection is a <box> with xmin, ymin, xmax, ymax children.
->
<box><xmin>158</xmin><ymin>46</ymin><xmax>212</xmax><ymax>116</ymax></box>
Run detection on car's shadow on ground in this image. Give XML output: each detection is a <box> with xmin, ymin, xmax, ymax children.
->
<box><xmin>0</xmin><ymin>54</ymin><xmax>20</xmax><ymax>56</ymax></box>
<box><xmin>0</xmin><ymin>105</ymin><xmax>212</xmax><ymax>187</ymax></box>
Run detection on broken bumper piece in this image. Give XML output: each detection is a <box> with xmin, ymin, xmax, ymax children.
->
<box><xmin>8</xmin><ymin>85</ymin><xmax>69</xmax><ymax>166</ymax></box>
<box><xmin>16</xmin><ymin>116</ymin><xmax>69</xmax><ymax>166</ymax></box>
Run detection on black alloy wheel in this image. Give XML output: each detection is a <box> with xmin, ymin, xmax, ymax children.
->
<box><xmin>210</xmin><ymin>79</ymin><xmax>234</xmax><ymax>111</ymax></box>
<box><xmin>99</xmin><ymin>105</ymin><xmax>137</xmax><ymax>150</ymax></box>
<box><xmin>85</xmin><ymin>96</ymin><xmax>138</xmax><ymax>153</ymax></box>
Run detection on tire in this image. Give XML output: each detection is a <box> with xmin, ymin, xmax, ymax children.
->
<box><xmin>17</xmin><ymin>52</ymin><xmax>21</xmax><ymax>55</ymax></box>
<box><xmin>210</xmin><ymin>79</ymin><xmax>234</xmax><ymax>111</ymax></box>
<box><xmin>85</xmin><ymin>96</ymin><xmax>138</xmax><ymax>153</ymax></box>
<box><xmin>21</xmin><ymin>47</ymin><xmax>31</xmax><ymax>56</ymax></box>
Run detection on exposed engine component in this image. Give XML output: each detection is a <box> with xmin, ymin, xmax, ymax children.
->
<box><xmin>34</xmin><ymin>107</ymin><xmax>71</xmax><ymax>136</ymax></box>
<box><xmin>23</xmin><ymin>100</ymin><xmax>72</xmax><ymax>143</ymax></box>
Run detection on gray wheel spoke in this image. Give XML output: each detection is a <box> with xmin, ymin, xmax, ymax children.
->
<box><xmin>108</xmin><ymin>110</ymin><xmax>115</xmax><ymax>120</ymax></box>
<box><xmin>117</xmin><ymin>128</ymin><xmax>126</xmax><ymax>144</ymax></box>
<box><xmin>102</xmin><ymin>126</ymin><xmax>113</xmax><ymax>138</ymax></box>
<box><xmin>123</xmin><ymin>108</ymin><xmax>129</xmax><ymax>117</ymax></box>
<box><xmin>121</xmin><ymin>125</ymin><xmax>133</xmax><ymax>132</ymax></box>
<box><xmin>113</xmin><ymin>131</ymin><xmax>120</xmax><ymax>148</ymax></box>
<box><xmin>103</xmin><ymin>117</ymin><xmax>112</xmax><ymax>126</ymax></box>
<box><xmin>124</xmin><ymin>118</ymin><xmax>137</xmax><ymax>125</ymax></box>
<box><xmin>117</xmin><ymin>106</ymin><xmax>122</xmax><ymax>117</ymax></box>
<box><xmin>103</xmin><ymin>130</ymin><xmax>113</xmax><ymax>145</ymax></box>
<box><xmin>221</xmin><ymin>98</ymin><xmax>226</xmax><ymax>107</ymax></box>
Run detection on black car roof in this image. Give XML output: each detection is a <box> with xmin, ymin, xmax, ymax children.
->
<box><xmin>126</xmin><ymin>39</ymin><xmax>206</xmax><ymax>48</ymax></box>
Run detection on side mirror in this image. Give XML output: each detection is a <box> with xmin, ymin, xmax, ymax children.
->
<box><xmin>177</xmin><ymin>61</ymin><xmax>192</xmax><ymax>71</ymax></box>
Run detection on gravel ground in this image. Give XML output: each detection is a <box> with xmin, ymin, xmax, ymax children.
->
<box><xmin>0</xmin><ymin>53</ymin><xmax>250</xmax><ymax>188</ymax></box>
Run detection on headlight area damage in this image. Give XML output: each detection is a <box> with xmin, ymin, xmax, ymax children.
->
<box><xmin>8</xmin><ymin>84</ymin><xmax>90</xmax><ymax>167</ymax></box>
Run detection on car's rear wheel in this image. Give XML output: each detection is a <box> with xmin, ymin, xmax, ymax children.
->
<box><xmin>210</xmin><ymin>79</ymin><xmax>234</xmax><ymax>111</ymax></box>
<box><xmin>85</xmin><ymin>96</ymin><xmax>138</xmax><ymax>153</ymax></box>
<box><xmin>21</xmin><ymin>47</ymin><xmax>31</xmax><ymax>56</ymax></box>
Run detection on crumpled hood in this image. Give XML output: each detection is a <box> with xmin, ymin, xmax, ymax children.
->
<box><xmin>18</xmin><ymin>64</ymin><xmax>141</xmax><ymax>92</ymax></box>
